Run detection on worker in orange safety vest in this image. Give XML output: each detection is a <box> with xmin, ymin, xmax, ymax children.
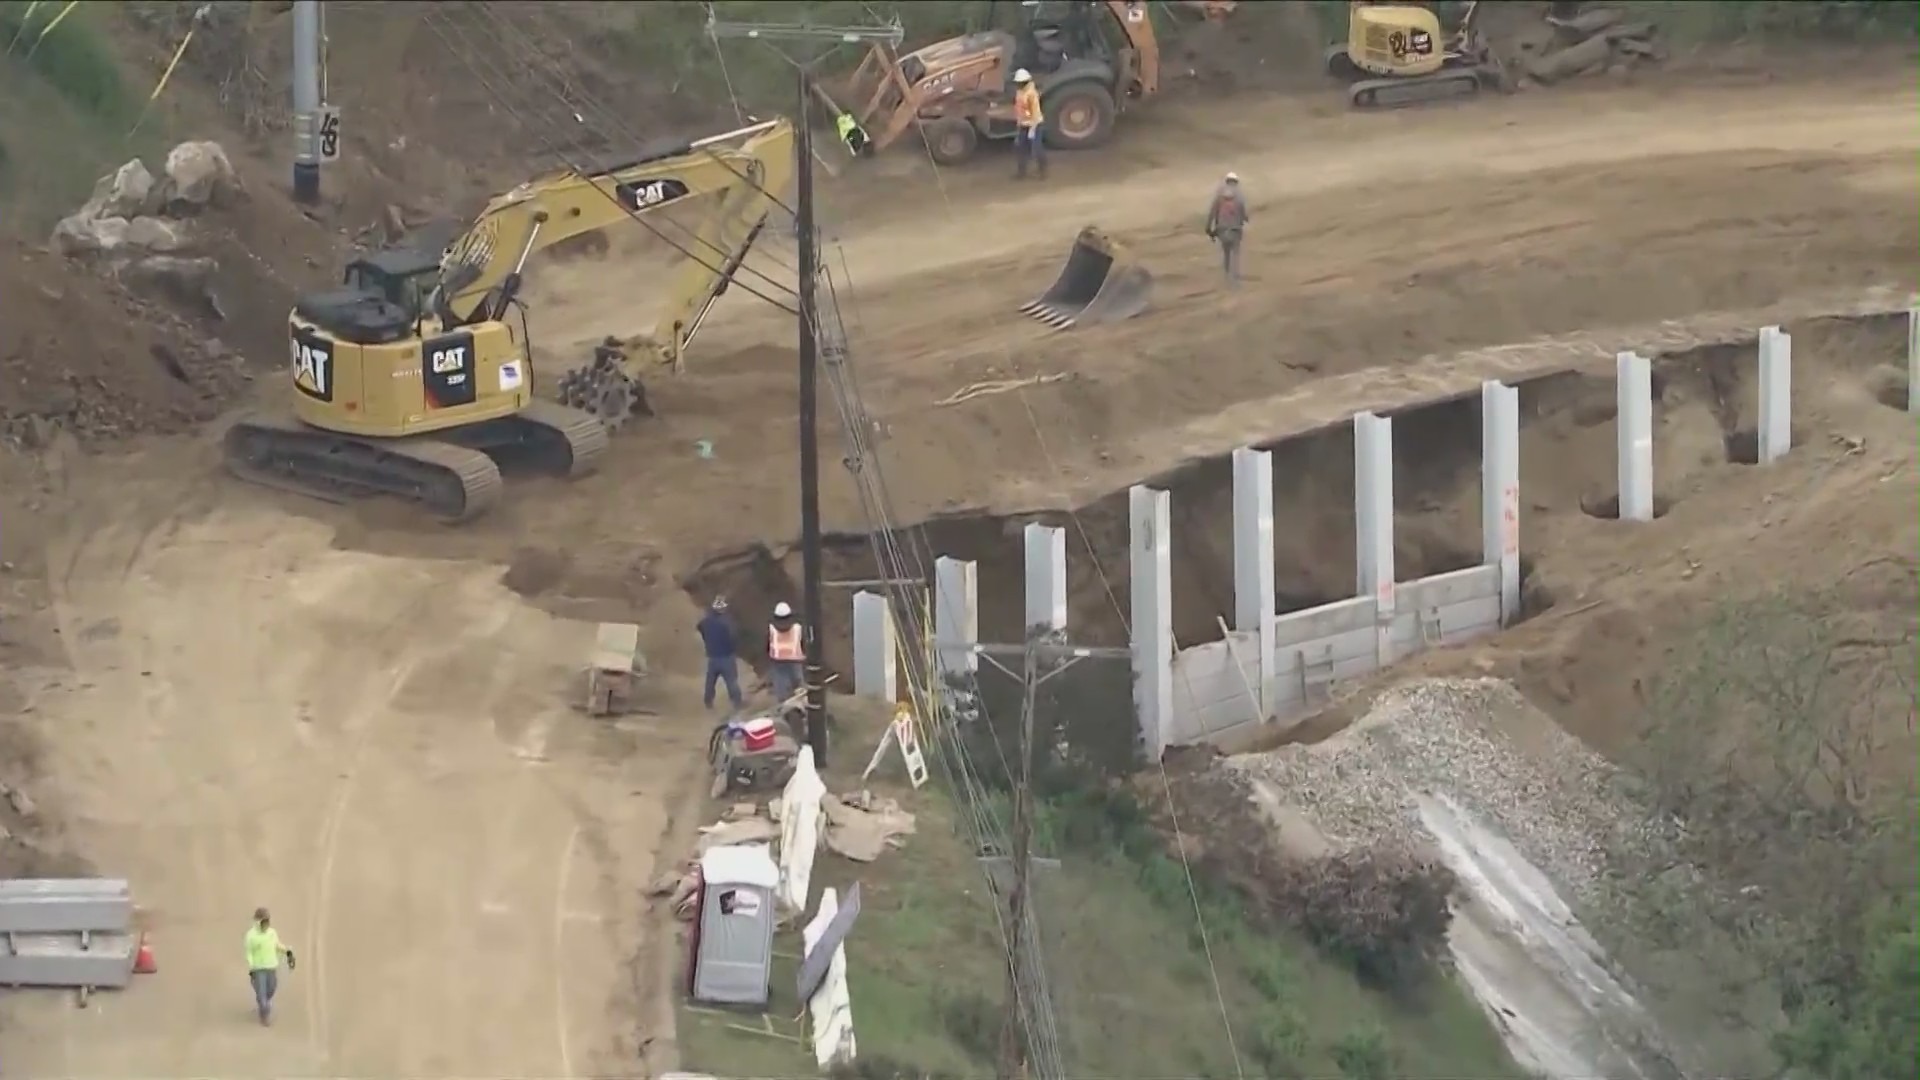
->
<box><xmin>767</xmin><ymin>601</ymin><xmax>805</xmax><ymax>704</ymax></box>
<box><xmin>1012</xmin><ymin>68</ymin><xmax>1047</xmax><ymax>180</ymax></box>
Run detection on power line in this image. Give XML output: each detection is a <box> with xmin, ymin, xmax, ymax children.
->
<box><xmin>815</xmin><ymin>271</ymin><xmax>1074</xmax><ymax>1080</ymax></box>
<box><xmin>900</xmin><ymin>79</ymin><xmax>1250</xmax><ymax>1080</ymax></box>
<box><xmin>417</xmin><ymin>8</ymin><xmax>799</xmax><ymax>318</ymax></box>
<box><xmin>811</xmin><ymin>243</ymin><xmax>1074</xmax><ymax>1078</ymax></box>
<box><xmin>683</xmin><ymin>7</ymin><xmax>1075</xmax><ymax>1067</ymax></box>
<box><xmin>464</xmin><ymin>1</ymin><xmax>804</xmax><ymax>298</ymax></box>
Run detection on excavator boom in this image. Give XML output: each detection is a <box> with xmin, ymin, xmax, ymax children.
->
<box><xmin>437</xmin><ymin>118</ymin><xmax>796</xmax><ymax>365</ymax></box>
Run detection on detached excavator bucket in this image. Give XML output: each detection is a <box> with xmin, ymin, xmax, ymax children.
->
<box><xmin>1019</xmin><ymin>227</ymin><xmax>1152</xmax><ymax>331</ymax></box>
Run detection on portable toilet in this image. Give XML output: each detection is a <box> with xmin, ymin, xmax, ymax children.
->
<box><xmin>688</xmin><ymin>844</ymin><xmax>779</xmax><ymax>1007</ymax></box>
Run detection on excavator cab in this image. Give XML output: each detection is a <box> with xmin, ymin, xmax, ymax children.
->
<box><xmin>292</xmin><ymin>249</ymin><xmax>442</xmax><ymax>348</ymax></box>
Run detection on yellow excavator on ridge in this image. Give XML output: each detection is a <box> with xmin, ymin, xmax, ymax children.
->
<box><xmin>225</xmin><ymin>118</ymin><xmax>796</xmax><ymax>522</ymax></box>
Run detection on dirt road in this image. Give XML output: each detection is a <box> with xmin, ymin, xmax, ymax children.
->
<box><xmin>1</xmin><ymin>462</ymin><xmax>711</xmax><ymax>1078</ymax></box>
<box><xmin>463</xmin><ymin>73</ymin><xmax>1917</xmax><ymax>564</ymax></box>
<box><xmin>0</xmin><ymin>70</ymin><xmax>1914</xmax><ymax>1079</ymax></box>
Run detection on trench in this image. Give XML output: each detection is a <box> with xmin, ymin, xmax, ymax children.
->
<box><xmin>681</xmin><ymin>311</ymin><xmax>1906</xmax><ymax>694</ymax></box>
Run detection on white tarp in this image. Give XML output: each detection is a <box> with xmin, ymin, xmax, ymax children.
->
<box><xmin>777</xmin><ymin>747</ymin><xmax>827</xmax><ymax>914</ymax></box>
<box><xmin>804</xmin><ymin>887</ymin><xmax>857</xmax><ymax>1068</ymax></box>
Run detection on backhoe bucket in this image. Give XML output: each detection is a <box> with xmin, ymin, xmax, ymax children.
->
<box><xmin>1018</xmin><ymin>227</ymin><xmax>1152</xmax><ymax>331</ymax></box>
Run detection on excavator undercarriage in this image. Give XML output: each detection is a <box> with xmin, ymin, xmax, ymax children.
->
<box><xmin>224</xmin><ymin>398</ymin><xmax>608</xmax><ymax>522</ymax></box>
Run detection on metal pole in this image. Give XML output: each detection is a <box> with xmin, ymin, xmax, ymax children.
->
<box><xmin>291</xmin><ymin>0</ymin><xmax>321</xmax><ymax>203</ymax></box>
<box><xmin>797</xmin><ymin>67</ymin><xmax>828</xmax><ymax>767</ymax></box>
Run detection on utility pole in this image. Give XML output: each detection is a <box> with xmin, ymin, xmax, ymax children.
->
<box><xmin>706</xmin><ymin>8</ymin><xmax>903</xmax><ymax>769</ymax></box>
<box><xmin>795</xmin><ymin>76</ymin><xmax>826</xmax><ymax>764</ymax></box>
<box><xmin>973</xmin><ymin>632</ymin><xmax>1130</xmax><ymax>1080</ymax></box>
<box><xmin>291</xmin><ymin>0</ymin><xmax>321</xmax><ymax>203</ymax></box>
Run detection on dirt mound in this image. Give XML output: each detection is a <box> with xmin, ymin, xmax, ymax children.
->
<box><xmin>0</xmin><ymin>239</ymin><xmax>252</xmax><ymax>444</ymax></box>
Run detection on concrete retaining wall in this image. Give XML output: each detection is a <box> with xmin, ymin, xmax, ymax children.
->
<box><xmin>850</xmin><ymin>308</ymin><xmax>1919</xmax><ymax>758</ymax></box>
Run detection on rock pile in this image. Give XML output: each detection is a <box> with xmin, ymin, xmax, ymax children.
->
<box><xmin>50</xmin><ymin>140</ymin><xmax>244</xmax><ymax>318</ymax></box>
<box><xmin>1515</xmin><ymin>6</ymin><xmax>1666</xmax><ymax>87</ymax></box>
<box><xmin>1222</xmin><ymin>679</ymin><xmax>1657</xmax><ymax>907</ymax></box>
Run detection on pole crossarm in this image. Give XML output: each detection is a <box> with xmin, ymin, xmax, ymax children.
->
<box><xmin>972</xmin><ymin>643</ymin><xmax>1131</xmax><ymax>660</ymax></box>
<box><xmin>973</xmin><ymin>641</ymin><xmax>1129</xmax><ymax>685</ymax></box>
<box><xmin>706</xmin><ymin>18</ymin><xmax>905</xmax><ymax>47</ymax></box>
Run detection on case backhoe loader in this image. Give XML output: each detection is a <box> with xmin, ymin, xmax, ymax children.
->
<box><xmin>225</xmin><ymin>118</ymin><xmax>795</xmax><ymax>523</ymax></box>
<box><xmin>1325</xmin><ymin>1</ymin><xmax>1509</xmax><ymax>109</ymax></box>
<box><xmin>829</xmin><ymin>0</ymin><xmax>1235</xmax><ymax>165</ymax></box>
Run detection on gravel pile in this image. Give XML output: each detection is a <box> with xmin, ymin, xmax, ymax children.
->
<box><xmin>1224</xmin><ymin>677</ymin><xmax>1661</xmax><ymax>908</ymax></box>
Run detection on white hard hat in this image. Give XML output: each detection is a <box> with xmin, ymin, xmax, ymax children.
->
<box><xmin>773</xmin><ymin>601</ymin><xmax>793</xmax><ymax>618</ymax></box>
<box><xmin>1014</xmin><ymin>68</ymin><xmax>1033</xmax><ymax>83</ymax></box>
<box><xmin>710</xmin><ymin>595</ymin><xmax>728</xmax><ymax>611</ymax></box>
<box><xmin>1224</xmin><ymin>171</ymin><xmax>1239</xmax><ymax>182</ymax></box>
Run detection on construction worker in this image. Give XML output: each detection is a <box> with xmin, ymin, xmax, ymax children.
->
<box><xmin>1205</xmin><ymin>170</ymin><xmax>1250</xmax><ymax>287</ymax></box>
<box><xmin>834</xmin><ymin>111</ymin><xmax>871</xmax><ymax>157</ymax></box>
<box><xmin>767</xmin><ymin>601</ymin><xmax>805</xmax><ymax>703</ymax></box>
<box><xmin>697</xmin><ymin>596</ymin><xmax>745</xmax><ymax>711</ymax></box>
<box><xmin>245</xmin><ymin>907</ymin><xmax>295</xmax><ymax>1027</ymax></box>
<box><xmin>1012</xmin><ymin>69</ymin><xmax>1047</xmax><ymax>180</ymax></box>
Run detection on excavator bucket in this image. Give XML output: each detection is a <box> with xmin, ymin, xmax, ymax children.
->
<box><xmin>1018</xmin><ymin>227</ymin><xmax>1152</xmax><ymax>331</ymax></box>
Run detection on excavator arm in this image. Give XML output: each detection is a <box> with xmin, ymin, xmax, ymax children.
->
<box><xmin>434</xmin><ymin>118</ymin><xmax>796</xmax><ymax>369</ymax></box>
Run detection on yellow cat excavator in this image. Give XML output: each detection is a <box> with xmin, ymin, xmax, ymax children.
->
<box><xmin>1325</xmin><ymin>1</ymin><xmax>1509</xmax><ymax>109</ymax></box>
<box><xmin>225</xmin><ymin>119</ymin><xmax>795</xmax><ymax>523</ymax></box>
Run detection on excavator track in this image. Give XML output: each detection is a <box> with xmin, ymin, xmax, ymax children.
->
<box><xmin>223</xmin><ymin>413</ymin><xmax>506</xmax><ymax>522</ymax></box>
<box><xmin>223</xmin><ymin>399</ymin><xmax>612</xmax><ymax>523</ymax></box>
<box><xmin>1348</xmin><ymin>69</ymin><xmax>1483</xmax><ymax>110</ymax></box>
<box><xmin>484</xmin><ymin>398</ymin><xmax>611</xmax><ymax>479</ymax></box>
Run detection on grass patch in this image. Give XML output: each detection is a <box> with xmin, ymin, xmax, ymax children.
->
<box><xmin>1619</xmin><ymin>0</ymin><xmax>1920</xmax><ymax>44</ymax></box>
<box><xmin>0</xmin><ymin>2</ymin><xmax>173</xmax><ymax>235</ymax></box>
<box><xmin>678</xmin><ymin>713</ymin><xmax>1521</xmax><ymax>1079</ymax></box>
<box><xmin>1</xmin><ymin>0</ymin><xmax>137</xmax><ymax>126</ymax></box>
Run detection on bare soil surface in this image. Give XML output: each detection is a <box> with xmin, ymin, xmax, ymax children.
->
<box><xmin>0</xmin><ymin>13</ymin><xmax>1915</xmax><ymax>1077</ymax></box>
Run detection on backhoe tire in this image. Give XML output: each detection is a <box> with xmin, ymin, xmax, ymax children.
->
<box><xmin>920</xmin><ymin>117</ymin><xmax>978</xmax><ymax>166</ymax></box>
<box><xmin>1043</xmin><ymin>82</ymin><xmax>1117</xmax><ymax>151</ymax></box>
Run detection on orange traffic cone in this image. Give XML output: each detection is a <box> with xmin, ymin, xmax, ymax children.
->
<box><xmin>133</xmin><ymin>933</ymin><xmax>157</xmax><ymax>975</ymax></box>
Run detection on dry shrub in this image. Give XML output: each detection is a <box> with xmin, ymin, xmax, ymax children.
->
<box><xmin>1146</xmin><ymin>771</ymin><xmax>1460</xmax><ymax>991</ymax></box>
<box><xmin>1255</xmin><ymin>846</ymin><xmax>1457</xmax><ymax>988</ymax></box>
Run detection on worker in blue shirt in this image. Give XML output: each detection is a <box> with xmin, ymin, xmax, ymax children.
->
<box><xmin>697</xmin><ymin>596</ymin><xmax>745</xmax><ymax>711</ymax></box>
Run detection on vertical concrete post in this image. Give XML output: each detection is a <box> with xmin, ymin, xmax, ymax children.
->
<box><xmin>1480</xmin><ymin>380</ymin><xmax>1521</xmax><ymax>625</ymax></box>
<box><xmin>1908</xmin><ymin>307</ymin><xmax>1918</xmax><ymax>414</ymax></box>
<box><xmin>1615</xmin><ymin>351</ymin><xmax>1655</xmax><ymax>522</ymax></box>
<box><xmin>1353</xmin><ymin>412</ymin><xmax>1396</xmax><ymax>664</ymax></box>
<box><xmin>933</xmin><ymin>556</ymin><xmax>977</xmax><ymax>683</ymax></box>
<box><xmin>1023</xmin><ymin>523</ymin><xmax>1068</xmax><ymax>634</ymax></box>
<box><xmin>1758</xmin><ymin>325</ymin><xmax>1792</xmax><ymax>464</ymax></box>
<box><xmin>1231</xmin><ymin>447</ymin><xmax>1275</xmax><ymax>717</ymax></box>
<box><xmin>1129</xmin><ymin>485</ymin><xmax>1173</xmax><ymax>763</ymax></box>
<box><xmin>851</xmin><ymin>590</ymin><xmax>896</xmax><ymax>699</ymax></box>
<box><xmin>291</xmin><ymin>0</ymin><xmax>322</xmax><ymax>203</ymax></box>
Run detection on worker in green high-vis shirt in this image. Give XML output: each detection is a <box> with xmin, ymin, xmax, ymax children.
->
<box><xmin>245</xmin><ymin>907</ymin><xmax>295</xmax><ymax>1026</ymax></box>
<box><xmin>834</xmin><ymin>111</ymin><xmax>870</xmax><ymax>157</ymax></box>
